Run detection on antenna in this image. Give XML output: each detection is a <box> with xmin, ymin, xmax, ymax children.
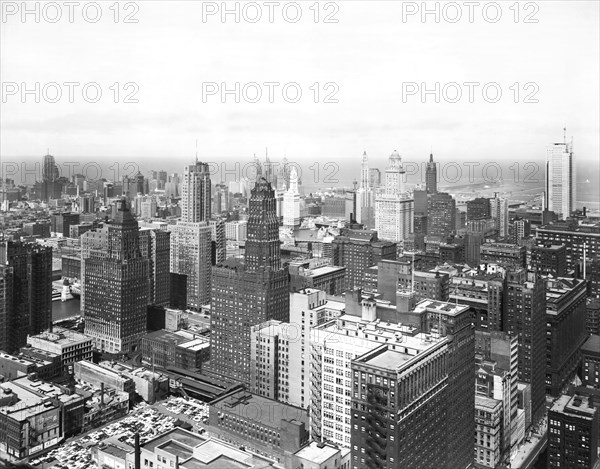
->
<box><xmin>563</xmin><ymin>126</ymin><xmax>566</xmax><ymax>144</ymax></box>
<box><xmin>195</xmin><ymin>139</ymin><xmax>198</xmax><ymax>164</ymax></box>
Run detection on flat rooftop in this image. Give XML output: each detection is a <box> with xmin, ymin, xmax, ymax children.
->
<box><xmin>475</xmin><ymin>395</ymin><xmax>502</xmax><ymax>410</ymax></box>
<box><xmin>178</xmin><ymin>338</ymin><xmax>210</xmax><ymax>352</ymax></box>
<box><xmin>159</xmin><ymin>440</ymin><xmax>193</xmax><ymax>460</ymax></box>
<box><xmin>305</xmin><ymin>265</ymin><xmax>345</xmax><ymax>276</ymax></box>
<box><xmin>213</xmin><ymin>391</ymin><xmax>308</xmax><ymax>429</ymax></box>
<box><xmin>413</xmin><ymin>299</ymin><xmax>470</xmax><ymax>317</ymax></box>
<box><xmin>144</xmin><ymin>427</ymin><xmax>205</xmax><ymax>454</ymax></box>
<box><xmin>28</xmin><ymin>326</ymin><xmax>90</xmax><ymax>345</ymax></box>
<box><xmin>551</xmin><ymin>394</ymin><xmax>596</xmax><ymax>418</ymax></box>
<box><xmin>363</xmin><ymin>348</ymin><xmax>413</xmax><ymax>370</ymax></box>
<box><xmin>295</xmin><ymin>441</ymin><xmax>340</xmax><ymax>464</ymax></box>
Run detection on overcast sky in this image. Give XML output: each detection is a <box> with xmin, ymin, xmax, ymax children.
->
<box><xmin>1</xmin><ymin>1</ymin><xmax>598</xmax><ymax>173</ymax></box>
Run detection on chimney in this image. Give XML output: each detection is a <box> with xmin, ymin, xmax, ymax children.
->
<box><xmin>100</xmin><ymin>382</ymin><xmax>104</xmax><ymax>406</ymax></box>
<box><xmin>175</xmin><ymin>456</ymin><xmax>179</xmax><ymax>469</ymax></box>
<box><xmin>134</xmin><ymin>432</ymin><xmax>141</xmax><ymax>469</ymax></box>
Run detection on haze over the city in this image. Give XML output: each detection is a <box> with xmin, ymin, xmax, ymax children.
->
<box><xmin>1</xmin><ymin>1</ymin><xmax>598</xmax><ymax>166</ymax></box>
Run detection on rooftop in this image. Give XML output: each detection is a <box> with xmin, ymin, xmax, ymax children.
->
<box><xmin>363</xmin><ymin>348</ymin><xmax>413</xmax><ymax>370</ymax></box>
<box><xmin>550</xmin><ymin>394</ymin><xmax>596</xmax><ymax>418</ymax></box>
<box><xmin>213</xmin><ymin>391</ymin><xmax>308</xmax><ymax>429</ymax></box>
<box><xmin>412</xmin><ymin>299</ymin><xmax>470</xmax><ymax>317</ymax></box>
<box><xmin>178</xmin><ymin>338</ymin><xmax>210</xmax><ymax>352</ymax></box>
<box><xmin>582</xmin><ymin>335</ymin><xmax>600</xmax><ymax>356</ymax></box>
<box><xmin>475</xmin><ymin>395</ymin><xmax>502</xmax><ymax>411</ymax></box>
<box><xmin>294</xmin><ymin>441</ymin><xmax>341</xmax><ymax>464</ymax></box>
<box><xmin>28</xmin><ymin>326</ymin><xmax>91</xmax><ymax>346</ymax></box>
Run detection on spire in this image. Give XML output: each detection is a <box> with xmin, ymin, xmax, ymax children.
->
<box><xmin>563</xmin><ymin>126</ymin><xmax>567</xmax><ymax>145</ymax></box>
<box><xmin>430</xmin><ymin>152</ymin><xmax>434</xmax><ymax>163</ymax></box>
<box><xmin>195</xmin><ymin>139</ymin><xmax>198</xmax><ymax>164</ymax></box>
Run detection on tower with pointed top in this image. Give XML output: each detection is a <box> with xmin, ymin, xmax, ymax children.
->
<box><xmin>83</xmin><ymin>198</ymin><xmax>149</xmax><ymax>353</ymax></box>
<box><xmin>209</xmin><ymin>177</ymin><xmax>289</xmax><ymax>386</ymax></box>
<box><xmin>356</xmin><ymin>151</ymin><xmax>376</xmax><ymax>228</ymax></box>
<box><xmin>375</xmin><ymin>151</ymin><xmax>414</xmax><ymax>246</ymax></box>
<box><xmin>283</xmin><ymin>166</ymin><xmax>301</xmax><ymax>229</ymax></box>
<box><xmin>426</xmin><ymin>152</ymin><xmax>437</xmax><ymax>194</ymax></box>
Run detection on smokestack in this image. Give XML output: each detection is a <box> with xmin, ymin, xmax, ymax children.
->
<box><xmin>175</xmin><ymin>456</ymin><xmax>179</xmax><ymax>469</ymax></box>
<box><xmin>100</xmin><ymin>382</ymin><xmax>104</xmax><ymax>406</ymax></box>
<box><xmin>134</xmin><ymin>432</ymin><xmax>141</xmax><ymax>469</ymax></box>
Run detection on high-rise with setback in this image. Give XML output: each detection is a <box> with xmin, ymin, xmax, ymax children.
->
<box><xmin>375</xmin><ymin>151</ymin><xmax>414</xmax><ymax>246</ymax></box>
<box><xmin>425</xmin><ymin>152</ymin><xmax>437</xmax><ymax>193</ymax></box>
<box><xmin>83</xmin><ymin>199</ymin><xmax>149</xmax><ymax>353</ymax></box>
<box><xmin>170</xmin><ymin>160</ymin><xmax>213</xmax><ymax>309</ymax></box>
<box><xmin>210</xmin><ymin>177</ymin><xmax>289</xmax><ymax>387</ymax></box>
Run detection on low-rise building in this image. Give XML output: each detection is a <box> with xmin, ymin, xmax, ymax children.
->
<box><xmin>136</xmin><ymin>426</ymin><xmax>278</xmax><ymax>468</ymax></box>
<box><xmin>27</xmin><ymin>327</ymin><xmax>93</xmax><ymax>375</ymax></box>
<box><xmin>0</xmin><ymin>380</ymin><xmax>63</xmax><ymax>461</ymax></box>
<box><xmin>210</xmin><ymin>389</ymin><xmax>310</xmax><ymax>466</ymax></box>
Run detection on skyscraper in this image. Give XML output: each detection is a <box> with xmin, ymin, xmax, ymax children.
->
<box><xmin>0</xmin><ymin>241</ymin><xmax>52</xmax><ymax>354</ymax></box>
<box><xmin>181</xmin><ymin>161</ymin><xmax>211</xmax><ymax>223</ymax></box>
<box><xmin>425</xmin><ymin>152</ymin><xmax>437</xmax><ymax>193</ymax></box>
<box><xmin>467</xmin><ymin>197</ymin><xmax>491</xmax><ymax>221</ymax></box>
<box><xmin>139</xmin><ymin>228</ymin><xmax>171</xmax><ymax>306</ymax></box>
<box><xmin>503</xmin><ymin>269</ymin><xmax>546</xmax><ymax>423</ymax></box>
<box><xmin>40</xmin><ymin>153</ymin><xmax>61</xmax><ymax>200</ymax></box>
<box><xmin>356</xmin><ymin>151</ymin><xmax>376</xmax><ymax>228</ymax></box>
<box><xmin>42</xmin><ymin>153</ymin><xmax>59</xmax><ymax>182</ymax></box>
<box><xmin>170</xmin><ymin>160</ymin><xmax>213</xmax><ymax>310</ymax></box>
<box><xmin>83</xmin><ymin>199</ymin><xmax>149</xmax><ymax>353</ymax></box>
<box><xmin>210</xmin><ymin>177</ymin><xmax>289</xmax><ymax>387</ymax></box>
<box><xmin>283</xmin><ymin>166</ymin><xmax>300</xmax><ymax>228</ymax></box>
<box><xmin>427</xmin><ymin>192</ymin><xmax>456</xmax><ymax>238</ymax></box>
<box><xmin>546</xmin><ymin>130</ymin><xmax>576</xmax><ymax>219</ymax></box>
<box><xmin>490</xmin><ymin>193</ymin><xmax>509</xmax><ymax>238</ymax></box>
<box><xmin>375</xmin><ymin>151</ymin><xmax>414</xmax><ymax>245</ymax></box>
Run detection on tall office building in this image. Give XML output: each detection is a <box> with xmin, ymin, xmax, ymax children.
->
<box><xmin>467</xmin><ymin>197</ymin><xmax>491</xmax><ymax>221</ymax></box>
<box><xmin>170</xmin><ymin>160</ymin><xmax>213</xmax><ymax>310</ymax></box>
<box><xmin>208</xmin><ymin>219</ymin><xmax>226</xmax><ymax>265</ymax></box>
<box><xmin>40</xmin><ymin>153</ymin><xmax>61</xmax><ymax>201</ymax></box>
<box><xmin>42</xmin><ymin>153</ymin><xmax>59</xmax><ymax>182</ymax></box>
<box><xmin>83</xmin><ymin>199</ymin><xmax>149</xmax><ymax>353</ymax></box>
<box><xmin>503</xmin><ymin>269</ymin><xmax>546</xmax><ymax>423</ymax></box>
<box><xmin>375</xmin><ymin>151</ymin><xmax>414</xmax><ymax>245</ymax></box>
<box><xmin>181</xmin><ymin>161</ymin><xmax>211</xmax><ymax>223</ymax></box>
<box><xmin>545</xmin><ymin>277</ymin><xmax>587</xmax><ymax>397</ymax></box>
<box><xmin>332</xmin><ymin>229</ymin><xmax>396</xmax><ymax>291</ymax></box>
<box><xmin>425</xmin><ymin>152</ymin><xmax>437</xmax><ymax>193</ymax></box>
<box><xmin>548</xmin><ymin>394</ymin><xmax>598</xmax><ymax>469</ymax></box>
<box><xmin>170</xmin><ymin>222</ymin><xmax>212</xmax><ymax>309</ymax></box>
<box><xmin>210</xmin><ymin>177</ymin><xmax>289</xmax><ymax>387</ymax></box>
<box><xmin>0</xmin><ymin>265</ymin><xmax>12</xmax><ymax>353</ymax></box>
<box><xmin>427</xmin><ymin>192</ymin><xmax>456</xmax><ymax>238</ymax></box>
<box><xmin>250</xmin><ymin>289</ymin><xmax>344</xmax><ymax>409</ymax></box>
<box><xmin>355</xmin><ymin>151</ymin><xmax>375</xmax><ymax>227</ymax></box>
<box><xmin>139</xmin><ymin>228</ymin><xmax>171</xmax><ymax>307</ymax></box>
<box><xmin>330</xmin><ymin>299</ymin><xmax>474</xmax><ymax>468</ymax></box>
<box><xmin>546</xmin><ymin>130</ymin><xmax>576</xmax><ymax>219</ymax></box>
<box><xmin>283</xmin><ymin>166</ymin><xmax>301</xmax><ymax>228</ymax></box>
<box><xmin>490</xmin><ymin>193</ymin><xmax>509</xmax><ymax>238</ymax></box>
<box><xmin>0</xmin><ymin>241</ymin><xmax>52</xmax><ymax>354</ymax></box>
